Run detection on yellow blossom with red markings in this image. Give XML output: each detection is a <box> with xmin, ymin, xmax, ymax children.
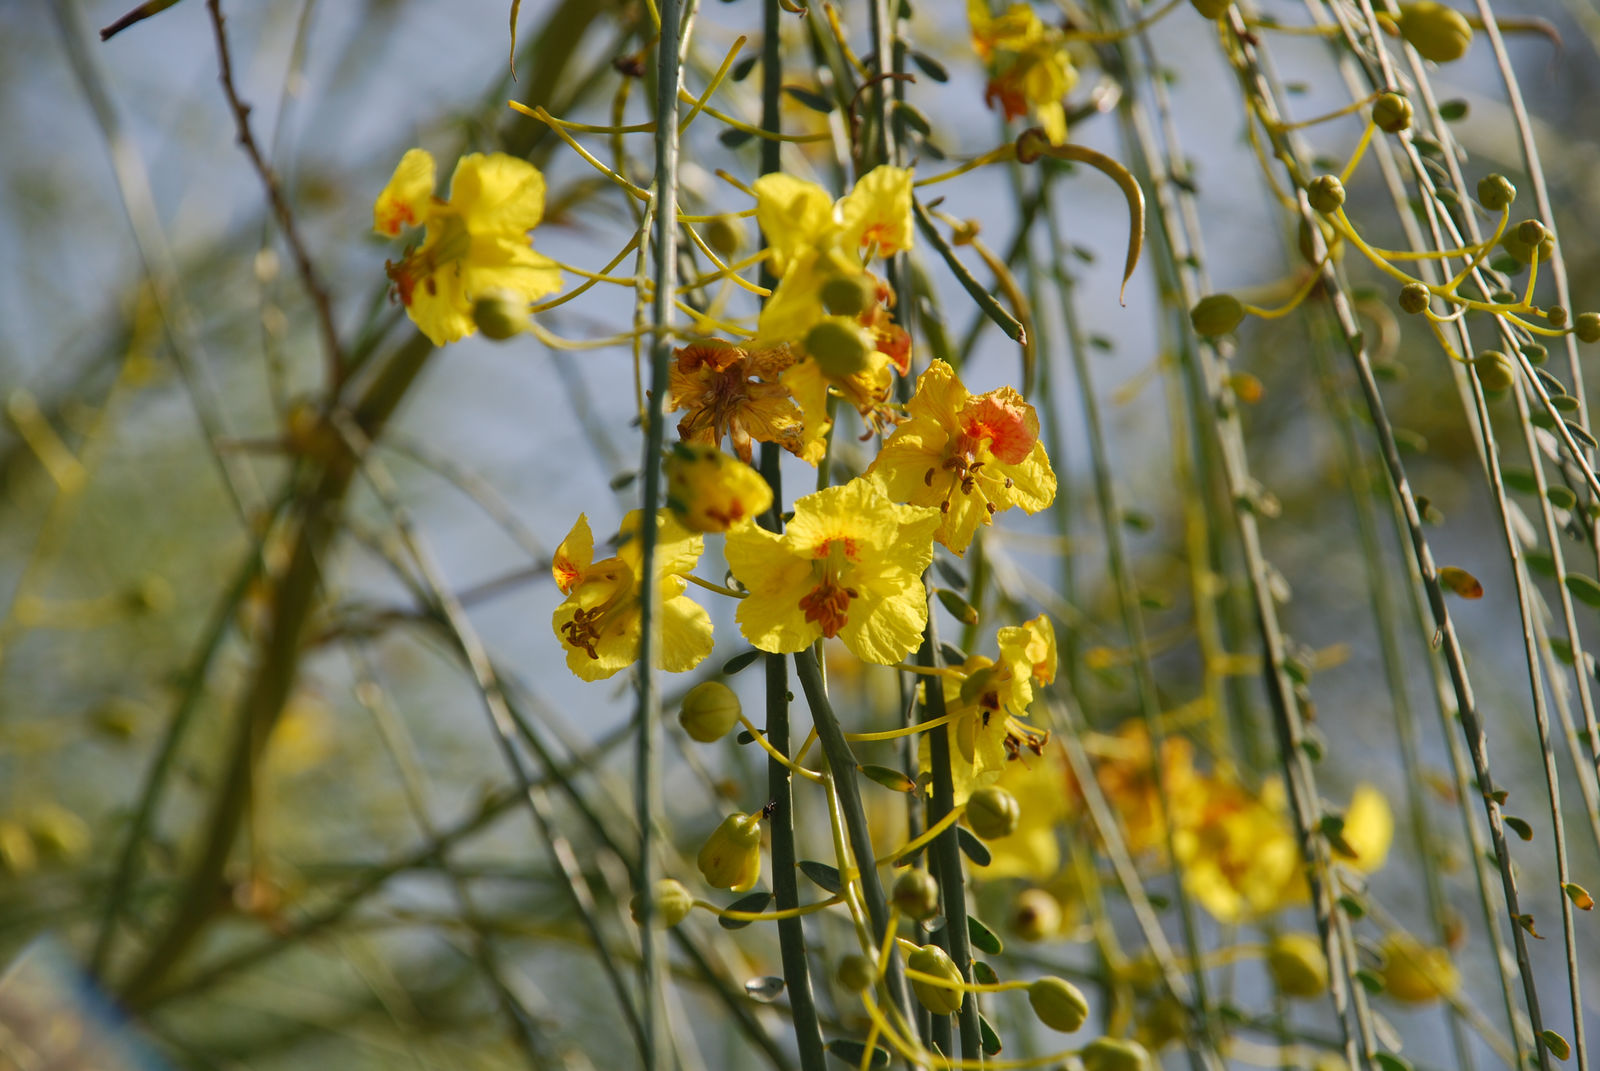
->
<box><xmin>724</xmin><ymin>476</ymin><xmax>938</xmax><ymax>664</ymax></box>
<box><xmin>375</xmin><ymin>149</ymin><xmax>562</xmax><ymax>346</ymax></box>
<box><xmin>968</xmin><ymin>0</ymin><xmax>1077</xmax><ymax>145</ymax></box>
<box><xmin>668</xmin><ymin>339</ymin><xmax>805</xmax><ymax>464</ymax></box>
<box><xmin>551</xmin><ymin>511</ymin><xmax>713</xmax><ymax>682</ymax></box>
<box><xmin>664</xmin><ymin>442</ymin><xmax>773</xmax><ymax>533</ymax></box>
<box><xmin>870</xmin><ymin>360</ymin><xmax>1056</xmax><ymax>554</ymax></box>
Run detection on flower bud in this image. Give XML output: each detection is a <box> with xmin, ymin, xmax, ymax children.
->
<box><xmin>1011</xmin><ymin>887</ymin><xmax>1063</xmax><ymax>942</ymax></box>
<box><xmin>679</xmin><ymin>680</ymin><xmax>742</xmax><ymax>743</ymax></box>
<box><xmin>820</xmin><ymin>274</ymin><xmax>876</xmax><ymax>318</ymax></box>
<box><xmin>1266</xmin><ymin>933</ymin><xmax>1330</xmax><ymax>998</ymax></box>
<box><xmin>907</xmin><ymin>943</ymin><xmax>965</xmax><ymax>1015</ymax></box>
<box><xmin>1477</xmin><ymin>174</ymin><xmax>1516</xmax><ymax>212</ymax></box>
<box><xmin>471</xmin><ymin>289</ymin><xmax>530</xmax><ymax>340</ymax></box>
<box><xmin>1472</xmin><ymin>350</ymin><xmax>1515</xmax><ymax>392</ymax></box>
<box><xmin>892</xmin><ymin>867</ymin><xmax>942</xmax><ymax>919</ymax></box>
<box><xmin>1081</xmin><ymin>1036</ymin><xmax>1153</xmax><ymax>1071</ymax></box>
<box><xmin>1576</xmin><ymin>312</ymin><xmax>1600</xmax><ymax>344</ymax></box>
<box><xmin>697</xmin><ymin>812</ymin><xmax>763</xmax><ymax>892</ymax></box>
<box><xmin>1029</xmin><ymin>976</ymin><xmax>1091</xmax><ymax>1033</ymax></box>
<box><xmin>705</xmin><ymin>214</ymin><xmax>746</xmax><ymax>257</ymax></box>
<box><xmin>836</xmin><ymin>954</ymin><xmax>877</xmax><ymax>993</ymax></box>
<box><xmin>1516</xmin><ymin>219</ymin><xmax>1548</xmax><ymax>247</ymax></box>
<box><xmin>1501</xmin><ymin>222</ymin><xmax>1555</xmax><ymax>265</ymax></box>
<box><xmin>1395</xmin><ymin>2</ymin><xmax>1473</xmax><ymax>63</ymax></box>
<box><xmin>804</xmin><ymin>316</ymin><xmax>874</xmax><ymax>379</ymax></box>
<box><xmin>1372</xmin><ymin>92</ymin><xmax>1413</xmax><ymax>134</ymax></box>
<box><xmin>1378</xmin><ymin>932</ymin><xmax>1460</xmax><ymax>1003</ymax></box>
<box><xmin>1546</xmin><ymin>305</ymin><xmax>1570</xmax><ymax>330</ymax></box>
<box><xmin>1190</xmin><ymin>0</ymin><xmax>1230</xmax><ymax>18</ymax></box>
<box><xmin>1398</xmin><ymin>283</ymin><xmax>1431</xmax><ymax>315</ymax></box>
<box><xmin>664</xmin><ymin>441</ymin><xmax>773</xmax><ymax>532</ymax></box>
<box><xmin>1307</xmin><ymin>175</ymin><xmax>1345</xmax><ymax>215</ymax></box>
<box><xmin>1190</xmin><ymin>294</ymin><xmax>1245</xmax><ymax>338</ymax></box>
<box><xmin>630</xmin><ymin>878</ymin><xmax>695</xmax><ymax>928</ymax></box>
<box><xmin>966</xmin><ymin>785</ymin><xmax>1021</xmax><ymax>841</ymax></box>
<box><xmin>1522</xmin><ymin>342</ymin><xmax>1548</xmax><ymax>365</ymax></box>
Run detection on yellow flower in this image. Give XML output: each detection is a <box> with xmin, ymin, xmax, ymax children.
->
<box><xmin>725</xmin><ymin>476</ymin><xmax>938</xmax><ymax>664</ymax></box>
<box><xmin>1378</xmin><ymin>932</ymin><xmax>1460</xmax><ymax>1004</ymax></box>
<box><xmin>669</xmin><ymin>339</ymin><xmax>805</xmax><ymax>464</ymax></box>
<box><xmin>967</xmin><ymin>1</ymin><xmax>1078</xmax><ymax>145</ymax></box>
<box><xmin>551</xmin><ymin>511</ymin><xmax>714</xmax><ymax>682</ymax></box>
<box><xmin>697</xmin><ymin>812</ymin><xmax>764</xmax><ymax>892</ymax></box>
<box><xmin>869</xmin><ymin>361</ymin><xmax>1056</xmax><ymax>554</ymax></box>
<box><xmin>664</xmin><ymin>442</ymin><xmax>773</xmax><ymax>532</ymax></box>
<box><xmin>837</xmin><ymin>165</ymin><xmax>914</xmax><ymax>257</ymax></box>
<box><xmin>932</xmin><ymin>615</ymin><xmax>1058</xmax><ymax>802</ymax></box>
<box><xmin>1174</xmin><ymin>776</ymin><xmax>1304</xmax><ymax>924</ymax></box>
<box><xmin>1076</xmin><ymin>723</ymin><xmax>1207</xmax><ymax>858</ymax></box>
<box><xmin>1336</xmin><ymin>783</ymin><xmax>1394</xmax><ymax>871</ymax></box>
<box><xmin>375</xmin><ymin>149</ymin><xmax>562</xmax><ymax>346</ymax></box>
<box><xmin>979</xmin><ymin>742</ymin><xmax>1071</xmax><ymax>880</ymax></box>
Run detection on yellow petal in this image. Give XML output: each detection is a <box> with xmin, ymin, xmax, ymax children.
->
<box><xmin>838</xmin><ymin>165</ymin><xmax>915</xmax><ymax>257</ymax></box>
<box><xmin>657</xmin><ymin>594</ymin><xmax>715</xmax><ymax>674</ymax></box>
<box><xmin>374</xmin><ymin>148</ymin><xmax>436</xmax><ymax>236</ymax></box>
<box><xmin>753</xmin><ymin>173</ymin><xmax>837</xmax><ymax>274</ymax></box>
<box><xmin>1341</xmin><ymin>784</ymin><xmax>1394</xmax><ymax>872</ymax></box>
<box><xmin>553</xmin><ymin>514</ymin><xmax>594</xmax><ymax>593</ymax></box>
<box><xmin>448</xmin><ymin>152</ymin><xmax>547</xmax><ymax>234</ymax></box>
<box><xmin>727</xmin><ymin>525</ymin><xmax>819</xmax><ymax>653</ymax></box>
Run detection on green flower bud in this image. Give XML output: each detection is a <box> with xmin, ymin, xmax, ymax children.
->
<box><xmin>1011</xmin><ymin>888</ymin><xmax>1063</xmax><ymax>942</ymax></box>
<box><xmin>1372</xmin><ymin>92</ymin><xmax>1413</xmax><ymax>134</ymax></box>
<box><xmin>471</xmin><ymin>289</ymin><xmax>530</xmax><ymax>340</ymax></box>
<box><xmin>1472</xmin><ymin>350</ymin><xmax>1515</xmax><ymax>392</ymax></box>
<box><xmin>679</xmin><ymin>680</ymin><xmax>741</xmax><ymax>743</ymax></box>
<box><xmin>1395</xmin><ymin>2</ymin><xmax>1473</xmax><ymax>63</ymax></box>
<box><xmin>1190</xmin><ymin>294</ymin><xmax>1245</xmax><ymax>337</ymax></box>
<box><xmin>907</xmin><ymin>944</ymin><xmax>966</xmax><ymax>1016</ymax></box>
<box><xmin>1516</xmin><ymin>219</ymin><xmax>1548</xmax><ymax>247</ymax></box>
<box><xmin>1477</xmin><ymin>174</ymin><xmax>1516</xmax><ymax>212</ymax></box>
<box><xmin>836</xmin><ymin>954</ymin><xmax>877</xmax><ymax>993</ymax></box>
<box><xmin>966</xmin><ymin>785</ymin><xmax>1021</xmax><ymax>841</ymax></box>
<box><xmin>1029</xmin><ymin>976</ymin><xmax>1091</xmax><ymax>1033</ymax></box>
<box><xmin>1190</xmin><ymin>0</ymin><xmax>1230</xmax><ymax>18</ymax></box>
<box><xmin>1502</xmin><ymin>222</ymin><xmax>1555</xmax><ymax>265</ymax></box>
<box><xmin>1267</xmin><ymin>933</ymin><xmax>1330</xmax><ymax>998</ymax></box>
<box><xmin>630</xmin><ymin>878</ymin><xmax>695</xmax><ymax>928</ymax></box>
<box><xmin>1081</xmin><ymin>1037</ymin><xmax>1153</xmax><ymax>1071</ymax></box>
<box><xmin>1307</xmin><ymin>175</ymin><xmax>1345</xmax><ymax>215</ymax></box>
<box><xmin>804</xmin><ymin>316</ymin><xmax>874</xmax><ymax>379</ymax></box>
<box><xmin>1398</xmin><ymin>283</ymin><xmax>1431</xmax><ymax>315</ymax></box>
<box><xmin>1522</xmin><ymin>342</ymin><xmax>1548</xmax><ymax>365</ymax></box>
<box><xmin>705</xmin><ymin>214</ymin><xmax>746</xmax><ymax>257</ymax></box>
<box><xmin>696</xmin><ymin>812</ymin><xmax>763</xmax><ymax>892</ymax></box>
<box><xmin>1575</xmin><ymin>312</ymin><xmax>1600</xmax><ymax>344</ymax></box>
<box><xmin>820</xmin><ymin>274</ymin><xmax>876</xmax><ymax>317</ymax></box>
<box><xmin>892</xmin><ymin>868</ymin><xmax>942</xmax><ymax>920</ymax></box>
<box><xmin>1546</xmin><ymin>305</ymin><xmax>1570</xmax><ymax>330</ymax></box>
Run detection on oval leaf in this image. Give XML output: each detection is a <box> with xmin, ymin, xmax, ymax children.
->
<box><xmin>979</xmin><ymin>1013</ymin><xmax>1003</xmax><ymax>1056</ymax></box>
<box><xmin>1438</xmin><ymin>566</ymin><xmax>1483</xmax><ymax>599</ymax></box>
<box><xmin>827</xmin><ymin>1040</ymin><xmax>890</xmax><ymax>1069</ymax></box>
<box><xmin>722</xmin><ymin>648</ymin><xmax>762</xmax><ymax>675</ymax></box>
<box><xmin>936</xmin><ymin>588</ymin><xmax>980</xmax><ymax>626</ymax></box>
<box><xmin>1503</xmin><ymin>815</ymin><xmax>1535</xmax><ymax>841</ymax></box>
<box><xmin>1542</xmin><ymin>1029</ymin><xmax>1572</xmax><ymax>1062</ymax></box>
<box><xmin>1563</xmin><ymin>881</ymin><xmax>1595</xmax><ymax>911</ymax></box>
<box><xmin>718</xmin><ymin>891</ymin><xmax>774</xmax><ymax>930</ymax></box>
<box><xmin>972</xmin><ymin>960</ymin><xmax>1000</xmax><ymax>985</ymax></box>
<box><xmin>1566</xmin><ymin>574</ymin><xmax>1600</xmax><ymax>608</ymax></box>
<box><xmin>798</xmin><ymin>860</ymin><xmax>842</xmax><ymax>894</ymax></box>
<box><xmin>860</xmin><ymin>764</ymin><xmax>918</xmax><ymax>794</ymax></box>
<box><xmin>968</xmin><ymin>914</ymin><xmax>1003</xmax><ymax>955</ymax></box>
<box><xmin>783</xmin><ymin>85</ymin><xmax>835</xmax><ymax>114</ymax></box>
<box><xmin>909</xmin><ymin>49</ymin><xmax>949</xmax><ymax>82</ymax></box>
<box><xmin>957</xmin><ymin>827</ymin><xmax>991</xmax><ymax>867</ymax></box>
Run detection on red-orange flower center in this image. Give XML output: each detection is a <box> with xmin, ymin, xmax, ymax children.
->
<box><xmin>960</xmin><ymin>395</ymin><xmax>1036</xmax><ymax>464</ymax></box>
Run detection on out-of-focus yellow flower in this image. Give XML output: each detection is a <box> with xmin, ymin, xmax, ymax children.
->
<box><xmin>1337</xmin><ymin>783</ymin><xmax>1394</xmax><ymax>871</ymax></box>
<box><xmin>664</xmin><ymin>443</ymin><xmax>773</xmax><ymax>532</ymax></box>
<box><xmin>870</xmin><ymin>360</ymin><xmax>1056</xmax><ymax>554</ymax></box>
<box><xmin>551</xmin><ymin>511</ymin><xmax>713</xmax><ymax>682</ymax></box>
<box><xmin>697</xmin><ymin>812</ymin><xmax>764</xmax><ymax>892</ymax></box>
<box><xmin>1378</xmin><ymin>932</ymin><xmax>1460</xmax><ymax>1004</ymax></box>
<box><xmin>1175</xmin><ymin>776</ymin><xmax>1303</xmax><ymax>924</ymax></box>
<box><xmin>932</xmin><ymin>616</ymin><xmax>1058</xmax><ymax>802</ymax></box>
<box><xmin>725</xmin><ymin>476</ymin><xmax>938</xmax><ymax>664</ymax></box>
<box><xmin>978</xmin><ymin>742</ymin><xmax>1071</xmax><ymax>880</ymax></box>
<box><xmin>375</xmin><ymin>149</ymin><xmax>562</xmax><ymax>346</ymax></box>
<box><xmin>669</xmin><ymin>339</ymin><xmax>805</xmax><ymax>464</ymax></box>
<box><xmin>1076</xmin><ymin>722</ymin><xmax>1206</xmax><ymax>858</ymax></box>
<box><xmin>967</xmin><ymin>1</ymin><xmax>1078</xmax><ymax>145</ymax></box>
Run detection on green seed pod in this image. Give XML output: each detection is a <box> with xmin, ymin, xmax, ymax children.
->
<box><xmin>1190</xmin><ymin>294</ymin><xmax>1245</xmax><ymax>337</ymax></box>
<box><xmin>696</xmin><ymin>812</ymin><xmax>764</xmax><ymax>892</ymax></box>
<box><xmin>1266</xmin><ymin>933</ymin><xmax>1330</xmax><ymax>998</ymax></box>
<box><xmin>1575</xmin><ymin>312</ymin><xmax>1600</xmax><ymax>344</ymax></box>
<box><xmin>705</xmin><ymin>214</ymin><xmax>746</xmax><ymax>257</ymax></box>
<box><xmin>1372</xmin><ymin>92</ymin><xmax>1413</xmax><ymax>134</ymax></box>
<box><xmin>907</xmin><ymin>944</ymin><xmax>965</xmax><ymax>1016</ymax></box>
<box><xmin>836</xmin><ymin>954</ymin><xmax>877</xmax><ymax>993</ymax></box>
<box><xmin>1547</xmin><ymin>305</ymin><xmax>1570</xmax><ymax>330</ymax></box>
<box><xmin>966</xmin><ymin>785</ymin><xmax>1021</xmax><ymax>841</ymax></box>
<box><xmin>630</xmin><ymin>878</ymin><xmax>695</xmax><ymax>928</ymax></box>
<box><xmin>1190</xmin><ymin>0</ymin><xmax>1230</xmax><ymax>18</ymax></box>
<box><xmin>1081</xmin><ymin>1036</ymin><xmax>1153</xmax><ymax>1071</ymax></box>
<box><xmin>1472</xmin><ymin>350</ymin><xmax>1516</xmax><ymax>392</ymax></box>
<box><xmin>892</xmin><ymin>868</ymin><xmax>942</xmax><ymax>920</ymax></box>
<box><xmin>820</xmin><ymin>274</ymin><xmax>876</xmax><ymax>317</ymax></box>
<box><xmin>1398</xmin><ymin>283</ymin><xmax>1431</xmax><ymax>315</ymax></box>
<box><xmin>679</xmin><ymin>680</ymin><xmax>742</xmax><ymax>743</ymax></box>
<box><xmin>1477</xmin><ymin>173</ymin><xmax>1516</xmax><ymax>212</ymax></box>
<box><xmin>1029</xmin><ymin>976</ymin><xmax>1091</xmax><ymax>1033</ymax></box>
<box><xmin>804</xmin><ymin>316</ymin><xmax>874</xmax><ymax>378</ymax></box>
<box><xmin>1011</xmin><ymin>888</ymin><xmax>1063</xmax><ymax>942</ymax></box>
<box><xmin>1395</xmin><ymin>1</ymin><xmax>1473</xmax><ymax>63</ymax></box>
<box><xmin>471</xmin><ymin>289</ymin><xmax>530</xmax><ymax>340</ymax></box>
<box><xmin>1306</xmin><ymin>175</ymin><xmax>1346</xmax><ymax>215</ymax></box>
